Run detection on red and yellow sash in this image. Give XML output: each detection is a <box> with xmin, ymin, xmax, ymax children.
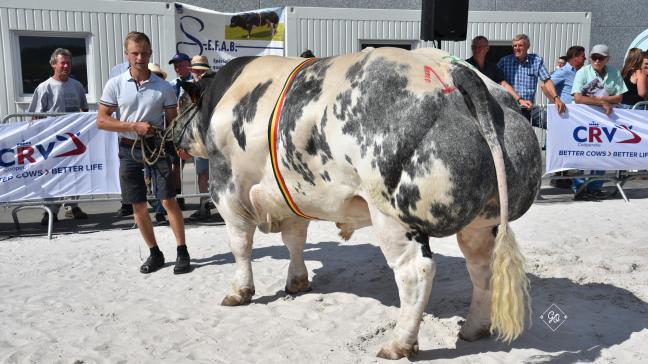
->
<box><xmin>268</xmin><ymin>58</ymin><xmax>319</xmax><ymax>220</ymax></box>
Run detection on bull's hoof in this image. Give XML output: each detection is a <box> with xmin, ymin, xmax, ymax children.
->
<box><xmin>458</xmin><ymin>326</ymin><xmax>491</xmax><ymax>342</ymax></box>
<box><xmin>221</xmin><ymin>287</ymin><xmax>255</xmax><ymax>306</ymax></box>
<box><xmin>376</xmin><ymin>340</ymin><xmax>418</xmax><ymax>360</ymax></box>
<box><xmin>285</xmin><ymin>275</ymin><xmax>311</xmax><ymax>294</ymax></box>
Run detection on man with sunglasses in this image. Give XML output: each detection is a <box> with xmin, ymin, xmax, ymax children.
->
<box><xmin>570</xmin><ymin>44</ymin><xmax>627</xmax><ymax>200</ymax></box>
<box><xmin>498</xmin><ymin>34</ymin><xmax>566</xmax><ymax>121</ymax></box>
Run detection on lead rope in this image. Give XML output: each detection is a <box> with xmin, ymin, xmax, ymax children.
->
<box><xmin>130</xmin><ymin>126</ymin><xmax>177</xmax><ymax>166</ymax></box>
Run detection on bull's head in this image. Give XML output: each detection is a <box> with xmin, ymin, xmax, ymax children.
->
<box><xmin>171</xmin><ymin>76</ymin><xmax>214</xmax><ymax>157</ymax></box>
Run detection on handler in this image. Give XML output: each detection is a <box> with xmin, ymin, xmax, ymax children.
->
<box><xmin>96</xmin><ymin>31</ymin><xmax>191</xmax><ymax>274</ymax></box>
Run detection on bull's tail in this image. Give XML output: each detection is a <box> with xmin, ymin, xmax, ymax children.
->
<box><xmin>451</xmin><ymin>64</ymin><xmax>530</xmax><ymax>343</ymax></box>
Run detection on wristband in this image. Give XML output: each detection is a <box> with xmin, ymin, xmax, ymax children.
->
<box><xmin>553</xmin><ymin>95</ymin><xmax>559</xmax><ymax>101</ymax></box>
<box><xmin>517</xmin><ymin>98</ymin><xmax>524</xmax><ymax>105</ymax></box>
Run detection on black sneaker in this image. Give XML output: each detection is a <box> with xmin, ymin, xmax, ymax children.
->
<box><xmin>573</xmin><ymin>191</ymin><xmax>599</xmax><ymax>201</ymax></box>
<box><xmin>174</xmin><ymin>254</ymin><xmax>191</xmax><ymax>274</ymax></box>
<box><xmin>589</xmin><ymin>190</ymin><xmax>608</xmax><ymax>199</ymax></box>
<box><xmin>189</xmin><ymin>207</ymin><xmax>211</xmax><ymax>220</ymax></box>
<box><xmin>140</xmin><ymin>253</ymin><xmax>165</xmax><ymax>274</ymax></box>
<box><xmin>40</xmin><ymin>212</ymin><xmax>59</xmax><ymax>226</ymax></box>
<box><xmin>65</xmin><ymin>206</ymin><xmax>88</xmax><ymax>219</ymax></box>
<box><xmin>154</xmin><ymin>212</ymin><xmax>168</xmax><ymax>225</ymax></box>
<box><xmin>116</xmin><ymin>204</ymin><xmax>133</xmax><ymax>217</ymax></box>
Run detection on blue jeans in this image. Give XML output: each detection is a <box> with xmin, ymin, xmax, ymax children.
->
<box><xmin>572</xmin><ymin>170</ymin><xmax>605</xmax><ymax>193</ymax></box>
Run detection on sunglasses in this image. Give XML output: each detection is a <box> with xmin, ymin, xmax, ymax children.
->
<box><xmin>591</xmin><ymin>54</ymin><xmax>607</xmax><ymax>62</ymax></box>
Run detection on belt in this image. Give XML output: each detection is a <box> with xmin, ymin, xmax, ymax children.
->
<box><xmin>119</xmin><ymin>137</ymin><xmax>139</xmax><ymax>147</ymax></box>
<box><xmin>119</xmin><ymin>137</ymin><xmax>155</xmax><ymax>148</ymax></box>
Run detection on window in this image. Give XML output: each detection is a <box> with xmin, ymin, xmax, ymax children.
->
<box><xmin>486</xmin><ymin>44</ymin><xmax>513</xmax><ymax>65</ymax></box>
<box><xmin>19</xmin><ymin>35</ymin><xmax>88</xmax><ymax>94</ymax></box>
<box><xmin>360</xmin><ymin>40</ymin><xmax>416</xmax><ymax>51</ymax></box>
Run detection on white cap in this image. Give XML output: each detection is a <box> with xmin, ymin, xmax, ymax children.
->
<box><xmin>590</xmin><ymin>44</ymin><xmax>609</xmax><ymax>57</ymax></box>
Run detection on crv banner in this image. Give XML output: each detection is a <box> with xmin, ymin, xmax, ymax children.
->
<box><xmin>0</xmin><ymin>113</ymin><xmax>120</xmax><ymax>202</ymax></box>
<box><xmin>546</xmin><ymin>104</ymin><xmax>648</xmax><ymax>173</ymax></box>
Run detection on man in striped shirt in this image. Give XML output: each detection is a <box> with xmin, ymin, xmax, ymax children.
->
<box><xmin>498</xmin><ymin>34</ymin><xmax>566</xmax><ymax>121</ymax></box>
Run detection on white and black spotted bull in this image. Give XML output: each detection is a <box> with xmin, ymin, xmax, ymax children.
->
<box><xmin>172</xmin><ymin>47</ymin><xmax>541</xmax><ymax>359</ymax></box>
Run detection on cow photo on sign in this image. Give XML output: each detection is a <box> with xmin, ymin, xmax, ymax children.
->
<box><xmin>172</xmin><ymin>47</ymin><xmax>542</xmax><ymax>359</ymax></box>
<box><xmin>227</xmin><ymin>10</ymin><xmax>281</xmax><ymax>40</ymax></box>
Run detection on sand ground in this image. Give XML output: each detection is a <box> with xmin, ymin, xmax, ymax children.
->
<box><xmin>1</xmin><ymin>184</ymin><xmax>647</xmax><ymax>363</ymax></box>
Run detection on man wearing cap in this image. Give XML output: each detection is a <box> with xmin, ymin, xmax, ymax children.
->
<box><xmin>166</xmin><ymin>52</ymin><xmax>193</xmax><ymax>211</ymax></box>
<box><xmin>498</xmin><ymin>34</ymin><xmax>566</xmax><ymax>121</ymax></box>
<box><xmin>168</xmin><ymin>52</ymin><xmax>193</xmax><ymax>100</ymax></box>
<box><xmin>570</xmin><ymin>44</ymin><xmax>627</xmax><ymax>200</ymax></box>
<box><xmin>97</xmin><ymin>31</ymin><xmax>192</xmax><ymax>275</ymax></box>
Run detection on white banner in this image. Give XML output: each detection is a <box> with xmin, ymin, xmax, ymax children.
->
<box><xmin>546</xmin><ymin>104</ymin><xmax>648</xmax><ymax>173</ymax></box>
<box><xmin>0</xmin><ymin>113</ymin><xmax>120</xmax><ymax>202</ymax></box>
<box><xmin>174</xmin><ymin>3</ymin><xmax>285</xmax><ymax>70</ymax></box>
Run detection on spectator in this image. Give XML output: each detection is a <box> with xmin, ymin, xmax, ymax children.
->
<box><xmin>187</xmin><ymin>55</ymin><xmax>220</xmax><ymax>221</ymax></box>
<box><xmin>571</xmin><ymin>44</ymin><xmax>628</xmax><ymax>200</ymax></box>
<box><xmin>550</xmin><ymin>46</ymin><xmax>586</xmax><ymax>104</ymax></box>
<box><xmin>466</xmin><ymin>36</ymin><xmax>525</xmax><ymax>102</ymax></box>
<box><xmin>498</xmin><ymin>34</ymin><xmax>566</xmax><ymax>122</ymax></box>
<box><xmin>168</xmin><ymin>52</ymin><xmax>193</xmax><ymax>100</ymax></box>
<box><xmin>555</xmin><ymin>56</ymin><xmax>567</xmax><ymax>72</ymax></box>
<box><xmin>97</xmin><ymin>31</ymin><xmax>191</xmax><ymax>275</ymax></box>
<box><xmin>28</xmin><ymin>48</ymin><xmax>89</xmax><ymax>225</ymax></box>
<box><xmin>109</xmin><ymin>61</ymin><xmax>129</xmax><ymax>79</ymax></box>
<box><xmin>166</xmin><ymin>52</ymin><xmax>194</xmax><ymax>212</ymax></box>
<box><xmin>620</xmin><ymin>48</ymin><xmax>648</xmax><ymax>107</ymax></box>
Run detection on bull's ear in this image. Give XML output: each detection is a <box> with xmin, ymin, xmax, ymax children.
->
<box><xmin>179</xmin><ymin>80</ymin><xmax>201</xmax><ymax>101</ymax></box>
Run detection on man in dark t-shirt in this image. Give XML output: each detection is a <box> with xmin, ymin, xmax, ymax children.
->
<box><xmin>465</xmin><ymin>35</ymin><xmax>524</xmax><ymax>102</ymax></box>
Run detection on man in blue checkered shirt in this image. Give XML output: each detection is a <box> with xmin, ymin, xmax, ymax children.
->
<box><xmin>498</xmin><ymin>34</ymin><xmax>566</xmax><ymax>120</ymax></box>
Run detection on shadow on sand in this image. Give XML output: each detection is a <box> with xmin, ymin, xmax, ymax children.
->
<box><xmin>195</xmin><ymin>240</ymin><xmax>648</xmax><ymax>362</ymax></box>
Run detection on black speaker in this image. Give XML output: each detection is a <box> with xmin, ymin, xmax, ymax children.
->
<box><xmin>420</xmin><ymin>0</ymin><xmax>470</xmax><ymax>42</ymax></box>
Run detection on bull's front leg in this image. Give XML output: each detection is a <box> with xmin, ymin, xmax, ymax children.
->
<box><xmin>280</xmin><ymin>218</ymin><xmax>310</xmax><ymax>294</ymax></box>
<box><xmin>368</xmin><ymin>204</ymin><xmax>436</xmax><ymax>360</ymax></box>
<box><xmin>221</xmin><ymin>218</ymin><xmax>257</xmax><ymax>306</ymax></box>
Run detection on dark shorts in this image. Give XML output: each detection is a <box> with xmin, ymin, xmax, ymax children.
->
<box><xmin>118</xmin><ymin>143</ymin><xmax>176</xmax><ymax>204</ymax></box>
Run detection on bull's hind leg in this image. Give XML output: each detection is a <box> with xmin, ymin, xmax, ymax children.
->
<box><xmin>368</xmin><ymin>205</ymin><xmax>435</xmax><ymax>360</ymax></box>
<box><xmin>280</xmin><ymin>217</ymin><xmax>311</xmax><ymax>294</ymax></box>
<box><xmin>456</xmin><ymin>224</ymin><xmax>496</xmax><ymax>341</ymax></box>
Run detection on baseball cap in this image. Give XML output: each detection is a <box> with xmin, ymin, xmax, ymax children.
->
<box><xmin>590</xmin><ymin>44</ymin><xmax>609</xmax><ymax>57</ymax></box>
<box><xmin>168</xmin><ymin>52</ymin><xmax>191</xmax><ymax>64</ymax></box>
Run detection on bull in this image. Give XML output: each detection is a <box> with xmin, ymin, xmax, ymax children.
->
<box><xmin>172</xmin><ymin>47</ymin><xmax>541</xmax><ymax>359</ymax></box>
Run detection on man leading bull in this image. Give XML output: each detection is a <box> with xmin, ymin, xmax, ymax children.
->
<box><xmin>96</xmin><ymin>31</ymin><xmax>192</xmax><ymax>275</ymax></box>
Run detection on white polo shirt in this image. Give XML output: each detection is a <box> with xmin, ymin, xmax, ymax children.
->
<box><xmin>99</xmin><ymin>70</ymin><xmax>177</xmax><ymax>140</ymax></box>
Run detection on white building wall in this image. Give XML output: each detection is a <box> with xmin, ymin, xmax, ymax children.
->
<box><xmin>0</xmin><ymin>0</ymin><xmax>176</xmax><ymax>118</ymax></box>
<box><xmin>286</xmin><ymin>7</ymin><xmax>591</xmax><ymax>105</ymax></box>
